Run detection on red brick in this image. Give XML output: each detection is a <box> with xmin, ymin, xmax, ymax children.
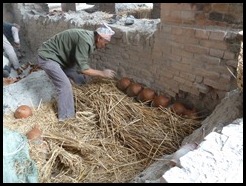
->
<box><xmin>181</xmin><ymin>57</ymin><xmax>194</xmax><ymax>65</ymax></box>
<box><xmin>195</xmin><ymin>29</ymin><xmax>210</xmax><ymax>39</ymax></box>
<box><xmin>171</xmin><ymin>61</ymin><xmax>192</xmax><ymax>72</ymax></box>
<box><xmin>209</xmin><ymin>30</ymin><xmax>226</xmax><ymax>41</ymax></box>
<box><xmin>179</xmin><ymin>84</ymin><xmax>190</xmax><ymax>93</ymax></box>
<box><xmin>164</xmin><ymin>88</ymin><xmax>177</xmax><ymax>98</ymax></box>
<box><xmin>212</xmin><ymin>3</ymin><xmax>229</xmax><ymax>13</ymax></box>
<box><xmin>200</xmin><ymin>40</ymin><xmax>228</xmax><ymax>50</ymax></box>
<box><xmin>174</xmin><ymin>76</ymin><xmax>186</xmax><ymax>84</ymax></box>
<box><xmin>209</xmin><ymin>48</ymin><xmax>224</xmax><ymax>58</ymax></box>
<box><xmin>180</xmin><ymin>71</ymin><xmax>196</xmax><ymax>82</ymax></box>
<box><xmin>195</xmin><ymin>54</ymin><xmax>221</xmax><ymax>65</ymax></box>
<box><xmin>162</xmin><ymin>9</ymin><xmax>182</xmax><ymax>23</ymax></box>
<box><xmin>185</xmin><ymin>44</ymin><xmax>209</xmax><ymax>54</ymax></box>
<box><xmin>160</xmin><ymin>68</ymin><xmax>174</xmax><ymax>79</ymax></box>
<box><xmin>193</xmin><ymin>67</ymin><xmax>220</xmax><ymax>79</ymax></box>
<box><xmin>204</xmin><ymin>78</ymin><xmax>231</xmax><ymax>91</ymax></box>
<box><xmin>181</xmin><ymin>10</ymin><xmax>195</xmax><ymax>21</ymax></box>
<box><xmin>182</xmin><ymin>27</ymin><xmax>195</xmax><ymax>37</ymax></box>
<box><xmin>159</xmin><ymin>76</ymin><xmax>179</xmax><ymax>93</ymax></box>
<box><xmin>223</xmin><ymin>51</ymin><xmax>235</xmax><ymax>60</ymax></box>
<box><xmin>171</xmin><ymin>26</ymin><xmax>183</xmax><ymax>35</ymax></box>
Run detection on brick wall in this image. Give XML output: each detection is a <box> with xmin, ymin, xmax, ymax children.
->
<box><xmin>154</xmin><ymin>3</ymin><xmax>242</xmax><ymax>111</ymax></box>
<box><xmin>160</xmin><ymin>3</ymin><xmax>243</xmax><ymax>28</ymax></box>
<box><xmin>3</xmin><ymin>3</ymin><xmax>14</xmax><ymax>22</ymax></box>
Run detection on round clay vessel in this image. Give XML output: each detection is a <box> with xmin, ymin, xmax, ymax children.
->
<box><xmin>184</xmin><ymin>108</ymin><xmax>199</xmax><ymax>120</ymax></box>
<box><xmin>152</xmin><ymin>95</ymin><xmax>170</xmax><ymax>108</ymax></box>
<box><xmin>171</xmin><ymin>102</ymin><xmax>187</xmax><ymax>115</ymax></box>
<box><xmin>126</xmin><ymin>83</ymin><xmax>143</xmax><ymax>97</ymax></box>
<box><xmin>137</xmin><ymin>88</ymin><xmax>155</xmax><ymax>102</ymax></box>
<box><xmin>26</xmin><ymin>125</ymin><xmax>42</xmax><ymax>141</ymax></box>
<box><xmin>116</xmin><ymin>77</ymin><xmax>131</xmax><ymax>92</ymax></box>
<box><xmin>14</xmin><ymin>105</ymin><xmax>33</xmax><ymax>119</ymax></box>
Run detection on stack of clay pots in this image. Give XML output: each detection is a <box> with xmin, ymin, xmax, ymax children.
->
<box><xmin>116</xmin><ymin>77</ymin><xmax>171</xmax><ymax>108</ymax></box>
<box><xmin>116</xmin><ymin>77</ymin><xmax>199</xmax><ymax>120</ymax></box>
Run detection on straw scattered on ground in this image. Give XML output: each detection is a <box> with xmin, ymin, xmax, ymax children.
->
<box><xmin>3</xmin><ymin>78</ymin><xmax>201</xmax><ymax>183</ymax></box>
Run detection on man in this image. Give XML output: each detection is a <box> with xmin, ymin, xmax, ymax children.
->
<box><xmin>3</xmin><ymin>22</ymin><xmax>23</xmax><ymax>75</ymax></box>
<box><xmin>37</xmin><ymin>23</ymin><xmax>116</xmax><ymax>121</ymax></box>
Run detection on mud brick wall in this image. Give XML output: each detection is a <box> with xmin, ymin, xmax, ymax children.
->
<box><xmin>3</xmin><ymin>3</ymin><xmax>15</xmax><ymax>22</ymax></box>
<box><xmin>5</xmin><ymin>3</ymin><xmax>243</xmax><ymax>112</ymax></box>
<box><xmin>152</xmin><ymin>3</ymin><xmax>242</xmax><ymax>111</ymax></box>
<box><xmin>160</xmin><ymin>3</ymin><xmax>243</xmax><ymax>28</ymax></box>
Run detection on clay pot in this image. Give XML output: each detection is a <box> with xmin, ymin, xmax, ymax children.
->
<box><xmin>137</xmin><ymin>88</ymin><xmax>156</xmax><ymax>103</ymax></box>
<box><xmin>183</xmin><ymin>108</ymin><xmax>199</xmax><ymax>120</ymax></box>
<box><xmin>126</xmin><ymin>83</ymin><xmax>143</xmax><ymax>97</ymax></box>
<box><xmin>171</xmin><ymin>102</ymin><xmax>187</xmax><ymax>116</ymax></box>
<box><xmin>26</xmin><ymin>125</ymin><xmax>42</xmax><ymax>141</ymax></box>
<box><xmin>3</xmin><ymin>77</ymin><xmax>18</xmax><ymax>86</ymax></box>
<box><xmin>116</xmin><ymin>77</ymin><xmax>131</xmax><ymax>92</ymax></box>
<box><xmin>152</xmin><ymin>95</ymin><xmax>170</xmax><ymax>108</ymax></box>
<box><xmin>14</xmin><ymin>105</ymin><xmax>33</xmax><ymax>119</ymax></box>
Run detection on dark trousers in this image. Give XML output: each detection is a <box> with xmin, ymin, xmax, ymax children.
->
<box><xmin>37</xmin><ymin>56</ymin><xmax>86</xmax><ymax>120</ymax></box>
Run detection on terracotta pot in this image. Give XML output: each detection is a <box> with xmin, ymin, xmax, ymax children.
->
<box><xmin>26</xmin><ymin>125</ymin><xmax>42</xmax><ymax>141</ymax></box>
<box><xmin>152</xmin><ymin>95</ymin><xmax>170</xmax><ymax>108</ymax></box>
<box><xmin>3</xmin><ymin>77</ymin><xmax>18</xmax><ymax>86</ymax></box>
<box><xmin>183</xmin><ymin>108</ymin><xmax>199</xmax><ymax>120</ymax></box>
<box><xmin>171</xmin><ymin>102</ymin><xmax>187</xmax><ymax>115</ymax></box>
<box><xmin>126</xmin><ymin>83</ymin><xmax>143</xmax><ymax>97</ymax></box>
<box><xmin>116</xmin><ymin>77</ymin><xmax>131</xmax><ymax>92</ymax></box>
<box><xmin>14</xmin><ymin>105</ymin><xmax>33</xmax><ymax>119</ymax></box>
<box><xmin>137</xmin><ymin>88</ymin><xmax>155</xmax><ymax>102</ymax></box>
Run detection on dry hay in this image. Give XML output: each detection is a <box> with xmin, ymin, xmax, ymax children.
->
<box><xmin>3</xmin><ymin>78</ymin><xmax>201</xmax><ymax>183</ymax></box>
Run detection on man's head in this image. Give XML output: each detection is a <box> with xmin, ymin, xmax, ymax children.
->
<box><xmin>95</xmin><ymin>23</ymin><xmax>115</xmax><ymax>49</ymax></box>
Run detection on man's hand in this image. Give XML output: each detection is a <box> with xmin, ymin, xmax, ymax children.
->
<box><xmin>82</xmin><ymin>68</ymin><xmax>116</xmax><ymax>79</ymax></box>
<box><xmin>102</xmin><ymin>69</ymin><xmax>116</xmax><ymax>78</ymax></box>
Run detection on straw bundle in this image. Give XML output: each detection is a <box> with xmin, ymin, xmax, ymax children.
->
<box><xmin>3</xmin><ymin>78</ymin><xmax>201</xmax><ymax>183</ymax></box>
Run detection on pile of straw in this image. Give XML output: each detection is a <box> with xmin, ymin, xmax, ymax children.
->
<box><xmin>3</xmin><ymin>78</ymin><xmax>201</xmax><ymax>183</ymax></box>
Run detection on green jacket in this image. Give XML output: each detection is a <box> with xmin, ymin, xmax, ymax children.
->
<box><xmin>38</xmin><ymin>29</ymin><xmax>95</xmax><ymax>71</ymax></box>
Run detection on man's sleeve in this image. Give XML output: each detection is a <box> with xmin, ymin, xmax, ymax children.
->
<box><xmin>75</xmin><ymin>43</ymin><xmax>91</xmax><ymax>71</ymax></box>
